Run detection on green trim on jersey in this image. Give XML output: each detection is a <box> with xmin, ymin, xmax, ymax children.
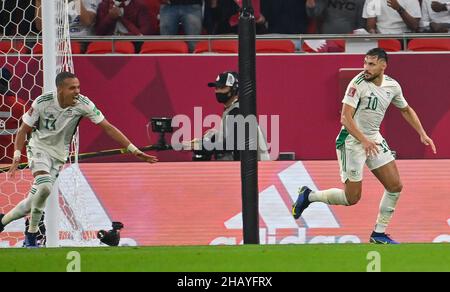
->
<box><xmin>355</xmin><ymin>74</ymin><xmax>366</xmax><ymax>85</ymax></box>
<box><xmin>336</xmin><ymin>128</ymin><xmax>349</xmax><ymax>149</ymax></box>
<box><xmin>336</xmin><ymin>99</ymin><xmax>361</xmax><ymax>149</ymax></box>
<box><xmin>78</xmin><ymin>96</ymin><xmax>90</xmax><ymax>106</ymax></box>
<box><xmin>36</xmin><ymin>94</ymin><xmax>54</xmax><ymax>104</ymax></box>
<box><xmin>340</xmin><ymin>144</ymin><xmax>347</xmax><ymax>172</ymax></box>
<box><xmin>35</xmin><ymin>176</ymin><xmax>52</xmax><ymax>185</ymax></box>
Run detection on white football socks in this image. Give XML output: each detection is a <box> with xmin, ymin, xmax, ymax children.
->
<box><xmin>374</xmin><ymin>190</ymin><xmax>401</xmax><ymax>233</ymax></box>
<box><xmin>28</xmin><ymin>175</ymin><xmax>53</xmax><ymax>233</ymax></box>
<box><xmin>309</xmin><ymin>188</ymin><xmax>350</xmax><ymax>206</ymax></box>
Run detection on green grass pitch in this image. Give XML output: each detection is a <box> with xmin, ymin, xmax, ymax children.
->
<box><xmin>0</xmin><ymin>244</ymin><xmax>448</xmax><ymax>272</ymax></box>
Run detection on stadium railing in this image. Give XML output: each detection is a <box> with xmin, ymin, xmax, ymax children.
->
<box><xmin>1</xmin><ymin>33</ymin><xmax>449</xmax><ymax>54</ymax></box>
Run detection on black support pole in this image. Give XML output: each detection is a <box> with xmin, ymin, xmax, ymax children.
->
<box><xmin>239</xmin><ymin>0</ymin><xmax>259</xmax><ymax>244</ymax></box>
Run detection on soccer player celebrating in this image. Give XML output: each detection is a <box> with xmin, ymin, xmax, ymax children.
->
<box><xmin>292</xmin><ymin>48</ymin><xmax>436</xmax><ymax>244</ymax></box>
<box><xmin>0</xmin><ymin>72</ymin><xmax>157</xmax><ymax>247</ymax></box>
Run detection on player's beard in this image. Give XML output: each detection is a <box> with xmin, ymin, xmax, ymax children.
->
<box><xmin>364</xmin><ymin>72</ymin><xmax>379</xmax><ymax>81</ymax></box>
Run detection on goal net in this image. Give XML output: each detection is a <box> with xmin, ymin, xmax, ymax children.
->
<box><xmin>0</xmin><ymin>0</ymin><xmax>102</xmax><ymax>247</ymax></box>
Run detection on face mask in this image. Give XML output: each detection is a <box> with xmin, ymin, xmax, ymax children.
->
<box><xmin>216</xmin><ymin>92</ymin><xmax>231</xmax><ymax>104</ymax></box>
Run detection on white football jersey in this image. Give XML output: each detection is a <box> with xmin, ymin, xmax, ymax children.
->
<box><xmin>336</xmin><ymin>72</ymin><xmax>408</xmax><ymax>148</ymax></box>
<box><xmin>23</xmin><ymin>91</ymin><xmax>105</xmax><ymax>162</ymax></box>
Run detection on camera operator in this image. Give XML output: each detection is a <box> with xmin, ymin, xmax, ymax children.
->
<box><xmin>185</xmin><ymin>71</ymin><xmax>270</xmax><ymax>161</ymax></box>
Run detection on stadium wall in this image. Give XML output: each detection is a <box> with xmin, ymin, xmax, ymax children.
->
<box><xmin>3</xmin><ymin>160</ymin><xmax>449</xmax><ymax>247</ymax></box>
<box><xmin>74</xmin><ymin>160</ymin><xmax>450</xmax><ymax>245</ymax></box>
<box><xmin>72</xmin><ymin>53</ymin><xmax>449</xmax><ymax>161</ymax></box>
<box><xmin>2</xmin><ymin>53</ymin><xmax>448</xmax><ymax>160</ymax></box>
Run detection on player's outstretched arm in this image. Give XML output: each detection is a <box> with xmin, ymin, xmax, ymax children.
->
<box><xmin>97</xmin><ymin>119</ymin><xmax>158</xmax><ymax>163</ymax></box>
<box><xmin>8</xmin><ymin>123</ymin><xmax>33</xmax><ymax>178</ymax></box>
<box><xmin>399</xmin><ymin>106</ymin><xmax>437</xmax><ymax>154</ymax></box>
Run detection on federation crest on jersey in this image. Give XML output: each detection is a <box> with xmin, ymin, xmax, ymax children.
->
<box><xmin>347</xmin><ymin>87</ymin><xmax>356</xmax><ymax>98</ymax></box>
<box><xmin>65</xmin><ymin>109</ymin><xmax>73</xmax><ymax>117</ymax></box>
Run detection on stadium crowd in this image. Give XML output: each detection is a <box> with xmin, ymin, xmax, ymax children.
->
<box><xmin>1</xmin><ymin>0</ymin><xmax>449</xmax><ymax>38</ymax></box>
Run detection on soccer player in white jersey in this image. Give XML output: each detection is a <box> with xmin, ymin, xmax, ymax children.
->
<box><xmin>0</xmin><ymin>72</ymin><xmax>158</xmax><ymax>247</ymax></box>
<box><xmin>292</xmin><ymin>48</ymin><xmax>436</xmax><ymax>244</ymax></box>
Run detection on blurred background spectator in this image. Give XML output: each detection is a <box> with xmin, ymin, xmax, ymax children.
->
<box><xmin>142</xmin><ymin>0</ymin><xmax>161</xmax><ymax>34</ymax></box>
<box><xmin>96</xmin><ymin>0</ymin><xmax>154</xmax><ymax>35</ymax></box>
<box><xmin>159</xmin><ymin>0</ymin><xmax>203</xmax><ymax>51</ymax></box>
<box><xmin>205</xmin><ymin>0</ymin><xmax>266</xmax><ymax>34</ymax></box>
<box><xmin>260</xmin><ymin>0</ymin><xmax>308</xmax><ymax>34</ymax></box>
<box><xmin>35</xmin><ymin>0</ymin><xmax>101</xmax><ymax>36</ymax></box>
<box><xmin>420</xmin><ymin>0</ymin><xmax>450</xmax><ymax>32</ymax></box>
<box><xmin>159</xmin><ymin>0</ymin><xmax>203</xmax><ymax>35</ymax></box>
<box><xmin>363</xmin><ymin>0</ymin><xmax>421</xmax><ymax>33</ymax></box>
<box><xmin>35</xmin><ymin>0</ymin><xmax>101</xmax><ymax>52</ymax></box>
<box><xmin>306</xmin><ymin>0</ymin><xmax>366</xmax><ymax>34</ymax></box>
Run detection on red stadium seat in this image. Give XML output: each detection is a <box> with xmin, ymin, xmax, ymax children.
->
<box><xmin>193</xmin><ymin>41</ymin><xmax>210</xmax><ymax>53</ymax></box>
<box><xmin>407</xmin><ymin>38</ymin><xmax>450</xmax><ymax>51</ymax></box>
<box><xmin>194</xmin><ymin>40</ymin><xmax>238</xmax><ymax>54</ymax></box>
<box><xmin>86</xmin><ymin>41</ymin><xmax>136</xmax><ymax>54</ymax></box>
<box><xmin>378</xmin><ymin>39</ymin><xmax>402</xmax><ymax>52</ymax></box>
<box><xmin>70</xmin><ymin>42</ymin><xmax>82</xmax><ymax>54</ymax></box>
<box><xmin>256</xmin><ymin>40</ymin><xmax>296</xmax><ymax>53</ymax></box>
<box><xmin>31</xmin><ymin>42</ymin><xmax>42</xmax><ymax>54</ymax></box>
<box><xmin>210</xmin><ymin>40</ymin><xmax>238</xmax><ymax>53</ymax></box>
<box><xmin>0</xmin><ymin>41</ymin><xmax>28</xmax><ymax>54</ymax></box>
<box><xmin>142</xmin><ymin>0</ymin><xmax>161</xmax><ymax>34</ymax></box>
<box><xmin>29</xmin><ymin>42</ymin><xmax>82</xmax><ymax>55</ymax></box>
<box><xmin>140</xmin><ymin>41</ymin><xmax>189</xmax><ymax>54</ymax></box>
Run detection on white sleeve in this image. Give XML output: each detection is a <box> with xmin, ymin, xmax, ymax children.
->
<box><xmin>391</xmin><ymin>83</ymin><xmax>409</xmax><ymax>109</ymax></box>
<box><xmin>22</xmin><ymin>99</ymin><xmax>40</xmax><ymax>127</ymax></box>
<box><xmin>83</xmin><ymin>100</ymin><xmax>105</xmax><ymax>124</ymax></box>
<box><xmin>82</xmin><ymin>0</ymin><xmax>100</xmax><ymax>14</ymax></box>
<box><xmin>420</xmin><ymin>0</ymin><xmax>431</xmax><ymax>29</ymax></box>
<box><xmin>405</xmin><ymin>0</ymin><xmax>422</xmax><ymax>18</ymax></box>
<box><xmin>342</xmin><ymin>82</ymin><xmax>361</xmax><ymax>109</ymax></box>
<box><xmin>363</xmin><ymin>0</ymin><xmax>380</xmax><ymax>18</ymax></box>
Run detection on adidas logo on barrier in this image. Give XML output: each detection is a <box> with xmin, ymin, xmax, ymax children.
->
<box><xmin>433</xmin><ymin>219</ymin><xmax>450</xmax><ymax>243</ymax></box>
<box><xmin>210</xmin><ymin>161</ymin><xmax>361</xmax><ymax>245</ymax></box>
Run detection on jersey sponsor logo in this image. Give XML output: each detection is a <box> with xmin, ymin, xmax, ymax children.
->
<box><xmin>347</xmin><ymin>87</ymin><xmax>356</xmax><ymax>97</ymax></box>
